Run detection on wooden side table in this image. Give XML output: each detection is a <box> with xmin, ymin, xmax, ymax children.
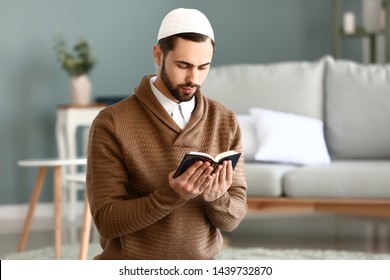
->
<box><xmin>64</xmin><ymin>172</ymin><xmax>93</xmax><ymax>260</ymax></box>
<box><xmin>17</xmin><ymin>158</ymin><xmax>87</xmax><ymax>259</ymax></box>
<box><xmin>56</xmin><ymin>104</ymin><xmax>105</xmax><ymax>222</ymax></box>
<box><xmin>56</xmin><ymin>104</ymin><xmax>106</xmax><ymax>161</ymax></box>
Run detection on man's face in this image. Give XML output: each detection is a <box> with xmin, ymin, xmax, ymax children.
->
<box><xmin>157</xmin><ymin>37</ymin><xmax>214</xmax><ymax>102</ymax></box>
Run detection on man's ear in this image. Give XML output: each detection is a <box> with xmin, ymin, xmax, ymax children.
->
<box><xmin>153</xmin><ymin>45</ymin><xmax>163</xmax><ymax>66</ymax></box>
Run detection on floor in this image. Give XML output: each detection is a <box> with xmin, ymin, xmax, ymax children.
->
<box><xmin>1</xmin><ymin>212</ymin><xmax>389</xmax><ymax>259</ymax></box>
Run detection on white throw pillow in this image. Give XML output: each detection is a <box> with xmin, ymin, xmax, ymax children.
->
<box><xmin>237</xmin><ymin>114</ymin><xmax>258</xmax><ymax>161</ymax></box>
<box><xmin>250</xmin><ymin>108</ymin><xmax>331</xmax><ymax>166</ymax></box>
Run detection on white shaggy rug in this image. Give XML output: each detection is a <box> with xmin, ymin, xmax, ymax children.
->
<box><xmin>4</xmin><ymin>244</ymin><xmax>390</xmax><ymax>260</ymax></box>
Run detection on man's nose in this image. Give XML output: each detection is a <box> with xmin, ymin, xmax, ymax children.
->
<box><xmin>185</xmin><ymin>68</ymin><xmax>199</xmax><ymax>85</ymax></box>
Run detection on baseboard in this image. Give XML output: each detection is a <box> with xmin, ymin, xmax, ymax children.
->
<box><xmin>0</xmin><ymin>202</ymin><xmax>85</xmax><ymax>234</ymax></box>
<box><xmin>0</xmin><ymin>201</ymin><xmax>84</xmax><ymax>220</ymax></box>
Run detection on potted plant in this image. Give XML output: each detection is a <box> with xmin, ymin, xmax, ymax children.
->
<box><xmin>55</xmin><ymin>34</ymin><xmax>97</xmax><ymax>105</ymax></box>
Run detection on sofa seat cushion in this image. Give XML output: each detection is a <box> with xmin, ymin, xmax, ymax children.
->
<box><xmin>244</xmin><ymin>162</ymin><xmax>298</xmax><ymax>196</ymax></box>
<box><xmin>283</xmin><ymin>161</ymin><xmax>390</xmax><ymax>198</ymax></box>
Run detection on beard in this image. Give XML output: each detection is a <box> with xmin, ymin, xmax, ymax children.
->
<box><xmin>161</xmin><ymin>60</ymin><xmax>200</xmax><ymax>102</ymax></box>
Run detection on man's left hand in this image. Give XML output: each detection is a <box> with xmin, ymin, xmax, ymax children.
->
<box><xmin>201</xmin><ymin>160</ymin><xmax>233</xmax><ymax>202</ymax></box>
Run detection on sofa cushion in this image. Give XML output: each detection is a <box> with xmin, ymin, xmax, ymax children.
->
<box><xmin>325</xmin><ymin>58</ymin><xmax>390</xmax><ymax>159</ymax></box>
<box><xmin>237</xmin><ymin>114</ymin><xmax>257</xmax><ymax>161</ymax></box>
<box><xmin>283</xmin><ymin>161</ymin><xmax>390</xmax><ymax>198</ymax></box>
<box><xmin>249</xmin><ymin>108</ymin><xmax>331</xmax><ymax>166</ymax></box>
<box><xmin>203</xmin><ymin>57</ymin><xmax>327</xmax><ymax>119</ymax></box>
<box><xmin>245</xmin><ymin>162</ymin><xmax>298</xmax><ymax>196</ymax></box>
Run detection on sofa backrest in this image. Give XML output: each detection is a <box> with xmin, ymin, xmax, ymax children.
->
<box><xmin>202</xmin><ymin>56</ymin><xmax>390</xmax><ymax>161</ymax></box>
<box><xmin>202</xmin><ymin>56</ymin><xmax>327</xmax><ymax>120</ymax></box>
<box><xmin>325</xmin><ymin>58</ymin><xmax>390</xmax><ymax>159</ymax></box>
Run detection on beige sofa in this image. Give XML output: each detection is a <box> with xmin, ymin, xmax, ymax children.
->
<box><xmin>203</xmin><ymin>56</ymin><xmax>390</xmax><ymax>218</ymax></box>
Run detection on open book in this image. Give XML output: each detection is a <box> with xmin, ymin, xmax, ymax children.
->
<box><xmin>173</xmin><ymin>150</ymin><xmax>241</xmax><ymax>178</ymax></box>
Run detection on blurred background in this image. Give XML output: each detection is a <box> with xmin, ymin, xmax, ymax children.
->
<box><xmin>1</xmin><ymin>0</ymin><xmax>372</xmax><ymax>206</ymax></box>
<box><xmin>2</xmin><ymin>0</ymin><xmax>390</xmax><ymax>258</ymax></box>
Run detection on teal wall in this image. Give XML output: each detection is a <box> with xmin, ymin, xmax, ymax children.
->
<box><xmin>0</xmin><ymin>0</ymin><xmax>361</xmax><ymax>205</ymax></box>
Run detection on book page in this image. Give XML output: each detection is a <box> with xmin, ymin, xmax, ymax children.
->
<box><xmin>214</xmin><ymin>150</ymin><xmax>239</xmax><ymax>162</ymax></box>
<box><xmin>188</xmin><ymin>151</ymin><xmax>215</xmax><ymax>161</ymax></box>
<box><xmin>174</xmin><ymin>150</ymin><xmax>241</xmax><ymax>178</ymax></box>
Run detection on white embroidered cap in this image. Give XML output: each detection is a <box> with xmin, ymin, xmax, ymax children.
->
<box><xmin>157</xmin><ymin>8</ymin><xmax>214</xmax><ymax>42</ymax></box>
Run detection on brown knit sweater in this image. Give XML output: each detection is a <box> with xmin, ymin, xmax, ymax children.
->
<box><xmin>86</xmin><ymin>75</ymin><xmax>247</xmax><ymax>259</ymax></box>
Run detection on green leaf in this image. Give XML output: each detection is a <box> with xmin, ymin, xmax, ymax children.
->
<box><xmin>54</xmin><ymin>33</ymin><xmax>97</xmax><ymax>77</ymax></box>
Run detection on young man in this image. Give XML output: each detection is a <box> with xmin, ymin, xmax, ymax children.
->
<box><xmin>86</xmin><ymin>8</ymin><xmax>247</xmax><ymax>260</ymax></box>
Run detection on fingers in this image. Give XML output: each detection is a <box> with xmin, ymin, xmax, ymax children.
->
<box><xmin>181</xmin><ymin>161</ymin><xmax>210</xmax><ymax>181</ymax></box>
<box><xmin>172</xmin><ymin>161</ymin><xmax>214</xmax><ymax>195</ymax></box>
<box><xmin>218</xmin><ymin>161</ymin><xmax>227</xmax><ymax>183</ymax></box>
<box><xmin>189</xmin><ymin>162</ymin><xmax>214</xmax><ymax>188</ymax></box>
<box><xmin>225</xmin><ymin>160</ymin><xmax>233</xmax><ymax>185</ymax></box>
<box><xmin>169</xmin><ymin>160</ymin><xmax>233</xmax><ymax>201</ymax></box>
<box><xmin>213</xmin><ymin>160</ymin><xmax>231</xmax><ymax>183</ymax></box>
<box><xmin>211</xmin><ymin>160</ymin><xmax>233</xmax><ymax>190</ymax></box>
<box><xmin>178</xmin><ymin>161</ymin><xmax>212</xmax><ymax>184</ymax></box>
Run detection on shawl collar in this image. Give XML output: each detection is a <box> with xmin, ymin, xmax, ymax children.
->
<box><xmin>134</xmin><ymin>75</ymin><xmax>209</xmax><ymax>147</ymax></box>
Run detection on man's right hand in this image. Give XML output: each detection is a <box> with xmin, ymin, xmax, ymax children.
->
<box><xmin>168</xmin><ymin>161</ymin><xmax>215</xmax><ymax>200</ymax></box>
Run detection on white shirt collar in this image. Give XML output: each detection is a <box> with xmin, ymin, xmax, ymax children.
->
<box><xmin>149</xmin><ymin>76</ymin><xmax>195</xmax><ymax>128</ymax></box>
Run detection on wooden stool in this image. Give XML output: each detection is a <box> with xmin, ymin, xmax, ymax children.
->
<box><xmin>17</xmin><ymin>158</ymin><xmax>86</xmax><ymax>259</ymax></box>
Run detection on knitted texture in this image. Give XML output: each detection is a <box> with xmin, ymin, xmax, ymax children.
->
<box><xmin>86</xmin><ymin>75</ymin><xmax>247</xmax><ymax>259</ymax></box>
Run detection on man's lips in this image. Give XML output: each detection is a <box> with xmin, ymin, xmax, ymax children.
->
<box><xmin>181</xmin><ymin>87</ymin><xmax>196</xmax><ymax>94</ymax></box>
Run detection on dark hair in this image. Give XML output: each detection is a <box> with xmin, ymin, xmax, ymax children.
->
<box><xmin>158</xmin><ymin>33</ymin><xmax>216</xmax><ymax>56</ymax></box>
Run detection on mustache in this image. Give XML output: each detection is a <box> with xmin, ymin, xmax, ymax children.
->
<box><xmin>178</xmin><ymin>83</ymin><xmax>201</xmax><ymax>89</ymax></box>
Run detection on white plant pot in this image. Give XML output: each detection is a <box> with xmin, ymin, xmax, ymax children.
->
<box><xmin>70</xmin><ymin>75</ymin><xmax>92</xmax><ymax>105</ymax></box>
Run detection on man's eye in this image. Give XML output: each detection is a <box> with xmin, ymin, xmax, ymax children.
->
<box><xmin>177</xmin><ymin>64</ymin><xmax>188</xmax><ymax>69</ymax></box>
